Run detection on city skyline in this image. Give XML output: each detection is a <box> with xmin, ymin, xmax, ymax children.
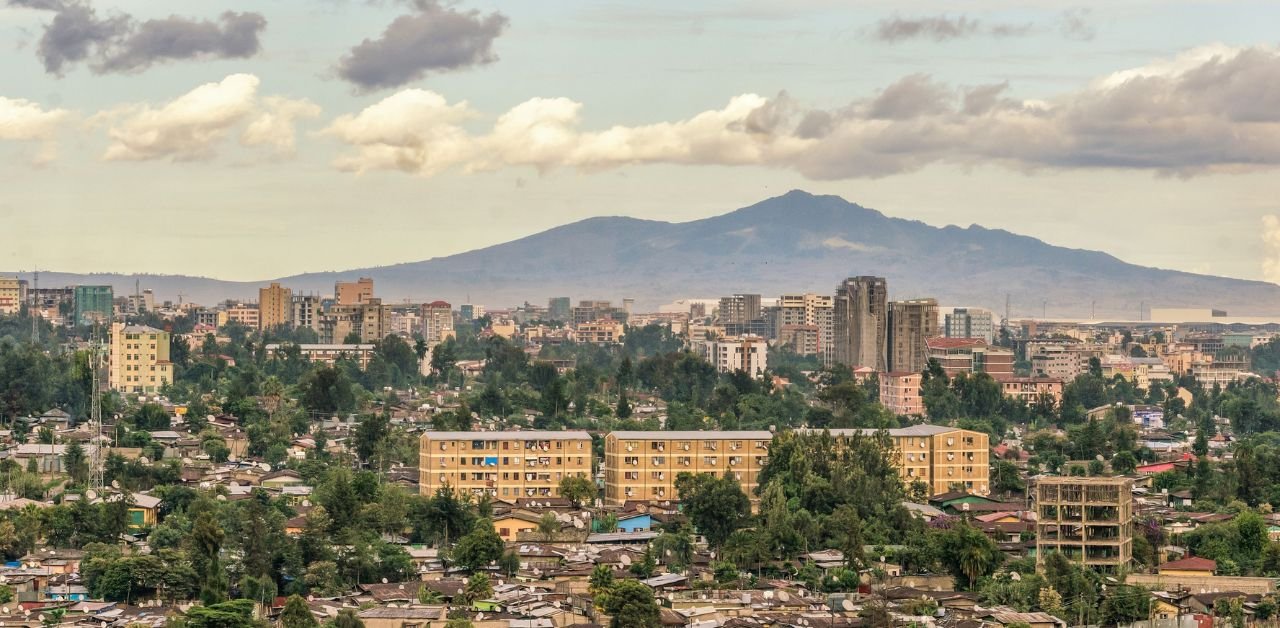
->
<box><xmin>3</xmin><ymin>1</ymin><xmax>1280</xmax><ymax>283</ymax></box>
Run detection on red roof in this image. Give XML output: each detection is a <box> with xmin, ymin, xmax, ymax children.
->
<box><xmin>925</xmin><ymin>337</ymin><xmax>988</xmax><ymax>349</ymax></box>
<box><xmin>427</xmin><ymin>300</ymin><xmax>451</xmax><ymax>308</ymax></box>
<box><xmin>1159</xmin><ymin>556</ymin><xmax>1217</xmax><ymax>572</ymax></box>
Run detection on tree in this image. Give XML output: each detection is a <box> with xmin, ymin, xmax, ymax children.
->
<box><xmin>991</xmin><ymin>460</ymin><xmax>1024</xmax><ymax>494</ymax></box>
<box><xmin>131</xmin><ymin>403</ymin><xmax>171</xmax><ymax>430</ymax></box>
<box><xmin>537</xmin><ymin>512</ymin><xmax>560</xmax><ymax>542</ymax></box>
<box><xmin>280</xmin><ymin>595</ymin><xmax>319</xmax><ymax>628</ymax></box>
<box><xmin>328</xmin><ymin>610</ymin><xmax>364</xmax><ymax>628</ymax></box>
<box><xmin>191</xmin><ymin>511</ymin><xmax>228</xmax><ymax>605</ymax></box>
<box><xmin>602</xmin><ymin>581</ymin><xmax>660</xmax><ymax>628</ymax></box>
<box><xmin>452</xmin><ymin>520</ymin><xmax>504</xmax><ymax>571</ymax></box>
<box><xmin>589</xmin><ymin>564</ymin><xmax>615</xmax><ymax>606</ymax></box>
<box><xmin>418</xmin><ymin>586</ymin><xmax>445</xmax><ymax>605</ymax></box>
<box><xmin>629</xmin><ymin>547</ymin><xmax>657</xmax><ymax>578</ymax></box>
<box><xmin>936</xmin><ymin>522</ymin><xmax>1003</xmax><ymax>590</ymax></box>
<box><xmin>674</xmin><ymin>471</ymin><xmax>749</xmax><ymax>548</ymax></box>
<box><xmin>461</xmin><ymin>573</ymin><xmax>493</xmax><ymax>605</ymax></box>
<box><xmin>1111</xmin><ymin>450</ymin><xmax>1138</xmax><ymax>475</ymax></box>
<box><xmin>182</xmin><ymin>599</ymin><xmax>259</xmax><ymax>628</ymax></box>
<box><xmin>558</xmin><ymin>475</ymin><xmax>596</xmax><ymax>507</ymax></box>
<box><xmin>63</xmin><ymin>440</ymin><xmax>89</xmax><ymax>485</ymax></box>
<box><xmin>1100</xmin><ymin>584</ymin><xmax>1151</xmax><ymax>626</ymax></box>
<box><xmin>299</xmin><ymin>366</ymin><xmax>355</xmax><ymax>417</ymax></box>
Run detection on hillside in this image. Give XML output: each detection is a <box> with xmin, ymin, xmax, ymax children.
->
<box><xmin>14</xmin><ymin>191</ymin><xmax>1280</xmax><ymax>318</ymax></box>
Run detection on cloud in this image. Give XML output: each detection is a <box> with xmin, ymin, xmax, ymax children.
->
<box><xmin>1058</xmin><ymin>8</ymin><xmax>1096</xmax><ymax>41</ymax></box>
<box><xmin>5</xmin><ymin>0</ymin><xmax>266</xmax><ymax>75</ymax></box>
<box><xmin>1264</xmin><ymin>216</ymin><xmax>1280</xmax><ymax>285</ymax></box>
<box><xmin>873</xmin><ymin>15</ymin><xmax>1032</xmax><ymax>43</ymax></box>
<box><xmin>321</xmin><ymin>45</ymin><xmax>1280</xmax><ymax>181</ymax></box>
<box><xmin>97</xmin><ymin>74</ymin><xmax>319</xmax><ymax>161</ymax></box>
<box><xmin>336</xmin><ymin>0</ymin><xmax>508</xmax><ymax>91</ymax></box>
<box><xmin>0</xmin><ymin>95</ymin><xmax>70</xmax><ymax>165</ymax></box>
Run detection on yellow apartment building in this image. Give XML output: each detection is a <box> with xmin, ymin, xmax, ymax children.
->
<box><xmin>821</xmin><ymin>425</ymin><xmax>990</xmax><ymax>496</ymax></box>
<box><xmin>108</xmin><ymin>323</ymin><xmax>173</xmax><ymax>394</ymax></box>
<box><xmin>258</xmin><ymin>282</ymin><xmax>292</xmax><ymax>330</ymax></box>
<box><xmin>418</xmin><ymin>431</ymin><xmax>593</xmax><ymax>500</ymax></box>
<box><xmin>603</xmin><ymin>431</ymin><xmax>772</xmax><ymax>504</ymax></box>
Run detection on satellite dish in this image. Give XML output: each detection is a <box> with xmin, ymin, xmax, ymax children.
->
<box><xmin>111</xmin><ymin>480</ymin><xmax>120</xmax><ymax>489</ymax></box>
<box><xmin>841</xmin><ymin>600</ymin><xmax>854</xmax><ymax>611</ymax></box>
<box><xmin>620</xmin><ymin>555</ymin><xmax>632</xmax><ymax>566</ymax></box>
<box><xmin>777</xmin><ymin>592</ymin><xmax>789</xmax><ymax>602</ymax></box>
<box><xmin>1010</xmin><ymin>571</ymin><xmax>1022</xmax><ymax>581</ymax></box>
<box><xmin>85</xmin><ymin>489</ymin><xmax>98</xmax><ymax>501</ymax></box>
<box><xmin>382</xmin><ymin>578</ymin><xmax>388</xmax><ymax>584</ymax></box>
<box><xmin>139</xmin><ymin>457</ymin><xmax>150</xmax><ymax>464</ymax></box>
<box><xmin>259</xmin><ymin>463</ymin><xmax>272</xmax><ymax>472</ymax></box>
<box><xmin>35</xmin><ymin>615</ymin><xmax>43</xmax><ymax>623</ymax></box>
<box><xmin>216</xmin><ymin>494</ymin><xmax>227</xmax><ymax>501</ymax></box>
<box><xmin>3</xmin><ymin>606</ymin><xmax>9</xmax><ymax>613</ymax></box>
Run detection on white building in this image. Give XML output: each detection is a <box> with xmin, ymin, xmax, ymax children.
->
<box><xmin>702</xmin><ymin>334</ymin><xmax>768</xmax><ymax>379</ymax></box>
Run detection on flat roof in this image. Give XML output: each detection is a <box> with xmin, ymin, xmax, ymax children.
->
<box><xmin>609</xmin><ymin>431</ymin><xmax>773</xmax><ymax>440</ymax></box>
<box><xmin>423</xmin><ymin>430</ymin><xmax>592</xmax><ymax>441</ymax></box>
<box><xmin>802</xmin><ymin>425</ymin><xmax>968</xmax><ymax>437</ymax></box>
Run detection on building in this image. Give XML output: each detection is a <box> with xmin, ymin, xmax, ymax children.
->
<box><xmin>576</xmin><ymin>320</ymin><xmax>624</xmax><ymax>344</ymax></box>
<box><xmin>123</xmin><ymin>289</ymin><xmax>155</xmax><ymax>315</ymax></box>
<box><xmin>548</xmin><ymin>297</ymin><xmax>571</xmax><ymax>322</ymax></box>
<box><xmin>417</xmin><ymin>431</ymin><xmax>592</xmax><ymax>500</ymax></box>
<box><xmin>459</xmin><ymin>303</ymin><xmax>484</xmax><ymax>322</ymax></box>
<box><xmin>335</xmin><ymin>278</ymin><xmax>374</xmax><ymax>305</ymax></box>
<box><xmin>0</xmin><ymin>277</ymin><xmax>23</xmax><ymax>315</ymax></box>
<box><xmin>832</xmin><ymin>276</ymin><xmax>888</xmax><ymax>370</ymax></box>
<box><xmin>74</xmin><ymin>285</ymin><xmax>114</xmax><ymax>326</ymax></box>
<box><xmin>926</xmin><ymin>338</ymin><xmax>1014</xmax><ymax>378</ymax></box>
<box><xmin>258</xmin><ymin>283</ymin><xmax>292</xmax><ymax>330</ymax></box>
<box><xmin>291</xmin><ymin>295</ymin><xmax>322</xmax><ymax>332</ymax></box>
<box><xmin>777</xmin><ymin>293</ymin><xmax>834</xmax><ymax>356</ymax></box>
<box><xmin>572</xmin><ymin>300</ymin><xmax>616</xmax><ymax>326</ymax></box>
<box><xmin>717</xmin><ymin>294</ymin><xmax>762</xmax><ymax>325</ymax></box>
<box><xmin>822</xmin><ymin>425</ymin><xmax>990</xmax><ymax>496</ymax></box>
<box><xmin>108</xmin><ymin>323</ymin><xmax>173</xmax><ymax>394</ymax></box>
<box><xmin>603</xmin><ymin>431</ymin><xmax>772</xmax><ymax>505</ymax></box>
<box><xmin>702</xmin><ymin>334</ymin><xmax>768</xmax><ymax>378</ymax></box>
<box><xmin>1035</xmin><ymin>476</ymin><xmax>1133</xmax><ymax>571</ymax></box>
<box><xmin>263</xmin><ymin>343</ymin><xmax>377</xmax><ymax>369</ymax></box>
<box><xmin>225</xmin><ymin>304</ymin><xmax>260</xmax><ymax>329</ymax></box>
<box><xmin>887</xmin><ymin>298</ymin><xmax>938</xmax><ymax>373</ymax></box>
<box><xmin>943</xmin><ymin>307</ymin><xmax>996</xmax><ymax>344</ymax></box>
<box><xmin>422</xmin><ymin>301</ymin><xmax>455</xmax><ymax>347</ymax></box>
<box><xmin>1001</xmin><ymin>377</ymin><xmax>1065</xmax><ymax>404</ymax></box>
<box><xmin>879</xmin><ymin>372</ymin><xmax>925</xmax><ymax>416</ymax></box>
<box><xmin>322</xmin><ymin>299</ymin><xmax>391</xmax><ymax>343</ymax></box>
<box><xmin>777</xmin><ymin>324</ymin><xmax>821</xmax><ymax>356</ymax></box>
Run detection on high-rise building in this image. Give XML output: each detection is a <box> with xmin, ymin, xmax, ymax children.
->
<box><xmin>926</xmin><ymin>338</ymin><xmax>1014</xmax><ymax>378</ymax></box>
<box><xmin>334</xmin><ymin>278</ymin><xmax>374</xmax><ymax>305</ymax></box>
<box><xmin>291</xmin><ymin>295</ymin><xmax>322</xmax><ymax>333</ymax></box>
<box><xmin>0</xmin><ymin>277</ymin><xmax>23</xmax><ymax>315</ymax></box>
<box><xmin>888</xmin><ymin>298</ymin><xmax>939</xmax><ymax>374</ymax></box>
<box><xmin>74</xmin><ymin>285</ymin><xmax>114</xmax><ymax>327</ymax></box>
<box><xmin>422</xmin><ymin>301</ymin><xmax>455</xmax><ymax>347</ymax></box>
<box><xmin>124</xmin><ymin>289</ymin><xmax>155</xmax><ymax>315</ymax></box>
<box><xmin>831</xmin><ymin>276</ymin><xmax>888</xmax><ymax>370</ymax></box>
<box><xmin>258</xmin><ymin>283</ymin><xmax>292</xmax><ymax>330</ymax></box>
<box><xmin>944</xmin><ymin>307</ymin><xmax>996</xmax><ymax>344</ymax></box>
<box><xmin>604</xmin><ymin>431</ymin><xmax>772</xmax><ymax>505</ymax></box>
<box><xmin>880</xmin><ymin>372</ymin><xmax>925</xmax><ymax>416</ymax></box>
<box><xmin>418</xmin><ymin>431</ymin><xmax>593</xmax><ymax>500</ymax></box>
<box><xmin>818</xmin><ymin>426</ymin><xmax>989</xmax><ymax>496</ymax></box>
<box><xmin>109</xmin><ymin>322</ymin><xmax>173</xmax><ymax>394</ymax></box>
<box><xmin>460</xmin><ymin>303</ymin><xmax>484</xmax><ymax>322</ymax></box>
<box><xmin>548</xmin><ymin>297</ymin><xmax>571</xmax><ymax>322</ymax></box>
<box><xmin>717</xmin><ymin>294</ymin><xmax>762</xmax><ymax>325</ymax></box>
<box><xmin>777</xmin><ymin>293</ymin><xmax>834</xmax><ymax>356</ymax></box>
<box><xmin>321</xmin><ymin>299</ymin><xmax>391</xmax><ymax>344</ymax></box>
<box><xmin>1035</xmin><ymin>477</ymin><xmax>1133</xmax><ymax>572</ymax></box>
<box><xmin>702</xmin><ymin>334</ymin><xmax>768</xmax><ymax>378</ymax></box>
<box><xmin>226</xmin><ymin>304</ymin><xmax>260</xmax><ymax>329</ymax></box>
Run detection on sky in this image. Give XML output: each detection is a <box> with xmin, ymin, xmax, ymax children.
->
<box><xmin>2</xmin><ymin>0</ymin><xmax>1280</xmax><ymax>283</ymax></box>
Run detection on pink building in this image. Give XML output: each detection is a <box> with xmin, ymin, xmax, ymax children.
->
<box><xmin>879</xmin><ymin>371</ymin><xmax>925</xmax><ymax>416</ymax></box>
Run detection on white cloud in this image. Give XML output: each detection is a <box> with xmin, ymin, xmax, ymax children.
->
<box><xmin>0</xmin><ymin>96</ymin><xmax>70</xmax><ymax>164</ymax></box>
<box><xmin>1263</xmin><ymin>215</ymin><xmax>1280</xmax><ymax>285</ymax></box>
<box><xmin>98</xmin><ymin>73</ymin><xmax>318</xmax><ymax>161</ymax></box>
<box><xmin>324</xmin><ymin>44</ymin><xmax>1280</xmax><ymax>180</ymax></box>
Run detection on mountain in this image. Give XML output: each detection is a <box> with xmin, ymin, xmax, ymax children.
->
<box><xmin>14</xmin><ymin>191</ymin><xmax>1280</xmax><ymax>318</ymax></box>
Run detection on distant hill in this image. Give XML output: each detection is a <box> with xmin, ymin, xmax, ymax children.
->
<box><xmin>14</xmin><ymin>190</ymin><xmax>1280</xmax><ymax>318</ymax></box>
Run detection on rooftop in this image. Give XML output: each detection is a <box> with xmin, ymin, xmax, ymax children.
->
<box><xmin>424</xmin><ymin>430</ymin><xmax>592</xmax><ymax>441</ymax></box>
<box><xmin>610</xmin><ymin>431</ymin><xmax>773</xmax><ymax>440</ymax></box>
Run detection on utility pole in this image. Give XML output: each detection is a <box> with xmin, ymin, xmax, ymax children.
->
<box><xmin>90</xmin><ymin>322</ymin><xmax>105</xmax><ymax>494</ymax></box>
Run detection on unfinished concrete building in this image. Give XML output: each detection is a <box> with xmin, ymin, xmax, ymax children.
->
<box><xmin>1035</xmin><ymin>476</ymin><xmax>1133</xmax><ymax>572</ymax></box>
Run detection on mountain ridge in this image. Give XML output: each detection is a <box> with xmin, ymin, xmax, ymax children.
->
<box><xmin>9</xmin><ymin>190</ymin><xmax>1279</xmax><ymax>318</ymax></box>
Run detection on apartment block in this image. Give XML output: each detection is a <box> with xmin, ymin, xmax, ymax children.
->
<box><xmin>832</xmin><ymin>276</ymin><xmax>888</xmax><ymax>370</ymax></box>
<box><xmin>291</xmin><ymin>295</ymin><xmax>322</xmax><ymax>333</ymax></box>
<box><xmin>1035</xmin><ymin>477</ymin><xmax>1133</xmax><ymax>571</ymax></box>
<box><xmin>335</xmin><ymin>278</ymin><xmax>374</xmax><ymax>305</ymax></box>
<box><xmin>263</xmin><ymin>343</ymin><xmax>376</xmax><ymax>369</ymax></box>
<box><xmin>1001</xmin><ymin>377</ymin><xmax>1064</xmax><ymax>404</ymax></box>
<box><xmin>74</xmin><ymin>285</ymin><xmax>114</xmax><ymax>327</ymax></box>
<box><xmin>822</xmin><ymin>426</ymin><xmax>990</xmax><ymax>496</ymax></box>
<box><xmin>777</xmin><ymin>293</ymin><xmax>834</xmax><ymax>355</ymax></box>
<box><xmin>702</xmin><ymin>334</ymin><xmax>768</xmax><ymax>378</ymax></box>
<box><xmin>418</xmin><ymin>431</ymin><xmax>593</xmax><ymax>500</ymax></box>
<box><xmin>548</xmin><ymin>297</ymin><xmax>571</xmax><ymax>322</ymax></box>
<box><xmin>0</xmin><ymin>277</ymin><xmax>23</xmax><ymax>315</ymax></box>
<box><xmin>717</xmin><ymin>294</ymin><xmax>762</xmax><ymax>325</ymax></box>
<box><xmin>887</xmin><ymin>298</ymin><xmax>938</xmax><ymax>373</ymax></box>
<box><xmin>109</xmin><ymin>323</ymin><xmax>173</xmax><ymax>394</ymax></box>
<box><xmin>225</xmin><ymin>304</ymin><xmax>260</xmax><ymax>329</ymax></box>
<box><xmin>422</xmin><ymin>301</ymin><xmax>455</xmax><ymax>347</ymax></box>
<box><xmin>777</xmin><ymin>324</ymin><xmax>820</xmax><ymax>356</ymax></box>
<box><xmin>879</xmin><ymin>372</ymin><xmax>925</xmax><ymax>416</ymax></box>
<box><xmin>943</xmin><ymin>307</ymin><xmax>996</xmax><ymax>344</ymax></box>
<box><xmin>926</xmin><ymin>338</ymin><xmax>1014</xmax><ymax>379</ymax></box>
<box><xmin>123</xmin><ymin>289</ymin><xmax>155</xmax><ymax>316</ymax></box>
<box><xmin>258</xmin><ymin>283</ymin><xmax>292</xmax><ymax>330</ymax></box>
<box><xmin>576</xmin><ymin>320</ymin><xmax>624</xmax><ymax>344</ymax></box>
<box><xmin>322</xmin><ymin>299</ymin><xmax>391</xmax><ymax>343</ymax></box>
<box><xmin>603</xmin><ymin>431</ymin><xmax>772</xmax><ymax>504</ymax></box>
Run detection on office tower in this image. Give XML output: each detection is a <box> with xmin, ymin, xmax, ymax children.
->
<box><xmin>944</xmin><ymin>307</ymin><xmax>996</xmax><ymax>344</ymax></box>
<box><xmin>74</xmin><ymin>285</ymin><xmax>114</xmax><ymax>326</ymax></box>
<box><xmin>717</xmin><ymin>294</ymin><xmax>762</xmax><ymax>325</ymax></box>
<box><xmin>831</xmin><ymin>276</ymin><xmax>888</xmax><ymax>370</ymax></box>
<box><xmin>888</xmin><ymin>298</ymin><xmax>939</xmax><ymax>373</ymax></box>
